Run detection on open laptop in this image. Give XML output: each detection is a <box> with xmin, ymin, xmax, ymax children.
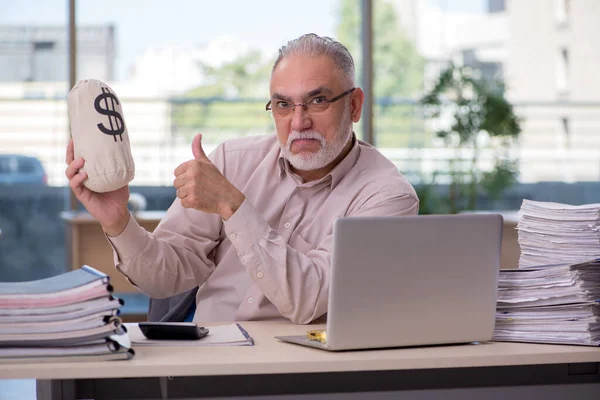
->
<box><xmin>276</xmin><ymin>214</ymin><xmax>503</xmax><ymax>351</ymax></box>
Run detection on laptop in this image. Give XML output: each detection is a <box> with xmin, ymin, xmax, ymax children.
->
<box><xmin>276</xmin><ymin>214</ymin><xmax>503</xmax><ymax>351</ymax></box>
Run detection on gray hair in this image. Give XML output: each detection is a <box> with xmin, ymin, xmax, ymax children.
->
<box><xmin>272</xmin><ymin>33</ymin><xmax>355</xmax><ymax>87</ymax></box>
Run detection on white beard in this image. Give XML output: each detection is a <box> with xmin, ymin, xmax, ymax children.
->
<box><xmin>280</xmin><ymin>106</ymin><xmax>353</xmax><ymax>171</ymax></box>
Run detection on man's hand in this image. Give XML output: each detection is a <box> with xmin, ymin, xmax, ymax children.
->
<box><xmin>173</xmin><ymin>134</ymin><xmax>245</xmax><ymax>220</ymax></box>
<box><xmin>65</xmin><ymin>138</ymin><xmax>130</xmax><ymax>236</ymax></box>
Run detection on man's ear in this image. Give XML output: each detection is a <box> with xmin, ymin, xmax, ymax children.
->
<box><xmin>350</xmin><ymin>87</ymin><xmax>365</xmax><ymax>123</ymax></box>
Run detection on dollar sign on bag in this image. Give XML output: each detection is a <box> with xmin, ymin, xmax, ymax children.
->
<box><xmin>94</xmin><ymin>87</ymin><xmax>125</xmax><ymax>142</ymax></box>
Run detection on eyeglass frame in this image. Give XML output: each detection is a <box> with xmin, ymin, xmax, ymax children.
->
<box><xmin>265</xmin><ymin>87</ymin><xmax>356</xmax><ymax>117</ymax></box>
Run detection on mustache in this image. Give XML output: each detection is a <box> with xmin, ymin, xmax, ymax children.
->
<box><xmin>287</xmin><ymin>131</ymin><xmax>326</xmax><ymax>149</ymax></box>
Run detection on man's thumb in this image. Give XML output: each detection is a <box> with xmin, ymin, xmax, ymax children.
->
<box><xmin>192</xmin><ymin>133</ymin><xmax>208</xmax><ymax>161</ymax></box>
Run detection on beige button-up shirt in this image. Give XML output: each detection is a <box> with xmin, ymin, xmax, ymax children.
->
<box><xmin>108</xmin><ymin>134</ymin><xmax>419</xmax><ymax>324</ymax></box>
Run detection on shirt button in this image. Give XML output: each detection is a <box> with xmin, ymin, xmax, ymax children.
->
<box><xmin>284</xmin><ymin>222</ymin><xmax>291</xmax><ymax>229</ymax></box>
<box><xmin>229</xmin><ymin>233</ymin><xmax>237</xmax><ymax>240</ymax></box>
<box><xmin>248</xmin><ymin>297</ymin><xmax>254</xmax><ymax>304</ymax></box>
<box><xmin>257</xmin><ymin>271</ymin><xmax>264</xmax><ymax>279</ymax></box>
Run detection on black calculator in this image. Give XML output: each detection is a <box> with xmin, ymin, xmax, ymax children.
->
<box><xmin>138</xmin><ymin>322</ymin><xmax>209</xmax><ymax>340</ymax></box>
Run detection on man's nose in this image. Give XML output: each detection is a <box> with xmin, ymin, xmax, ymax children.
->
<box><xmin>290</xmin><ymin>104</ymin><xmax>312</xmax><ymax>131</ymax></box>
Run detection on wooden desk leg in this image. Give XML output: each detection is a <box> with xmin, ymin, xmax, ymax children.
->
<box><xmin>36</xmin><ymin>379</ymin><xmax>75</xmax><ymax>400</ymax></box>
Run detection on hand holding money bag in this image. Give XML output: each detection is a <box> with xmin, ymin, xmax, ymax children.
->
<box><xmin>68</xmin><ymin>79</ymin><xmax>135</xmax><ymax>192</ymax></box>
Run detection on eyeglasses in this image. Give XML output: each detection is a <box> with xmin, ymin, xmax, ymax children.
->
<box><xmin>266</xmin><ymin>87</ymin><xmax>356</xmax><ymax>119</ymax></box>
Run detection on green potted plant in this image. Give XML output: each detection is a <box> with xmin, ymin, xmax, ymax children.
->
<box><xmin>420</xmin><ymin>63</ymin><xmax>522</xmax><ymax>214</ymax></box>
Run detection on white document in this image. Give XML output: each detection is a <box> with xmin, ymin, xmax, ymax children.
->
<box><xmin>126</xmin><ymin>323</ymin><xmax>254</xmax><ymax>346</ymax></box>
<box><xmin>494</xmin><ymin>258</ymin><xmax>600</xmax><ymax>346</ymax></box>
<box><xmin>496</xmin><ymin>260</ymin><xmax>600</xmax><ymax>306</ymax></box>
<box><xmin>495</xmin><ymin>200</ymin><xmax>600</xmax><ymax>345</ymax></box>
<box><xmin>517</xmin><ymin>200</ymin><xmax>600</xmax><ymax>268</ymax></box>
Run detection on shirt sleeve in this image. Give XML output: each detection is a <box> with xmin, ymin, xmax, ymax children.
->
<box><xmin>106</xmin><ymin>147</ymin><xmax>227</xmax><ymax>299</ymax></box>
<box><xmin>223</xmin><ymin>189</ymin><xmax>419</xmax><ymax>324</ymax></box>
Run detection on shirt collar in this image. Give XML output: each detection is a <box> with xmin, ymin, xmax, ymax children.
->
<box><xmin>277</xmin><ymin>133</ymin><xmax>360</xmax><ymax>190</ymax></box>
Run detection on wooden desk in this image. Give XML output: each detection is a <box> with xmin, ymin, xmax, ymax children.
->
<box><xmin>0</xmin><ymin>322</ymin><xmax>597</xmax><ymax>399</ymax></box>
<box><xmin>60</xmin><ymin>211</ymin><xmax>164</xmax><ymax>293</ymax></box>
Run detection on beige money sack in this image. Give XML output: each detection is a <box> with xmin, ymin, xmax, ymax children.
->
<box><xmin>67</xmin><ymin>79</ymin><xmax>135</xmax><ymax>192</ymax></box>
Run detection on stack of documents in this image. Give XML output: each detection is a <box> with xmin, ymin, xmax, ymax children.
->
<box><xmin>494</xmin><ymin>259</ymin><xmax>600</xmax><ymax>346</ymax></box>
<box><xmin>517</xmin><ymin>199</ymin><xmax>600</xmax><ymax>268</ymax></box>
<box><xmin>0</xmin><ymin>265</ymin><xmax>134</xmax><ymax>362</ymax></box>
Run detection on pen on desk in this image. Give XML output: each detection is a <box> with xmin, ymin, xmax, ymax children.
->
<box><xmin>236</xmin><ymin>323</ymin><xmax>254</xmax><ymax>345</ymax></box>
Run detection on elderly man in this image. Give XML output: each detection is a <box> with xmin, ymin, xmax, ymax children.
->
<box><xmin>65</xmin><ymin>33</ymin><xmax>419</xmax><ymax>324</ymax></box>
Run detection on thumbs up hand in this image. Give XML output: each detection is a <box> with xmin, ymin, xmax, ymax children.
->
<box><xmin>174</xmin><ymin>134</ymin><xmax>245</xmax><ymax>220</ymax></box>
<box><xmin>191</xmin><ymin>133</ymin><xmax>209</xmax><ymax>161</ymax></box>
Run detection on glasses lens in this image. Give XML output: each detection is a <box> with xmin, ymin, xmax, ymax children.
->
<box><xmin>268</xmin><ymin>99</ymin><xmax>336</xmax><ymax>118</ymax></box>
<box><xmin>272</xmin><ymin>106</ymin><xmax>293</xmax><ymax>119</ymax></box>
<box><xmin>307</xmin><ymin>102</ymin><xmax>330</xmax><ymax>114</ymax></box>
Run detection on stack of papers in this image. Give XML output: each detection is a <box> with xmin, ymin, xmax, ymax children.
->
<box><xmin>0</xmin><ymin>265</ymin><xmax>134</xmax><ymax>363</ymax></box>
<box><xmin>517</xmin><ymin>200</ymin><xmax>600</xmax><ymax>268</ymax></box>
<box><xmin>494</xmin><ymin>259</ymin><xmax>600</xmax><ymax>346</ymax></box>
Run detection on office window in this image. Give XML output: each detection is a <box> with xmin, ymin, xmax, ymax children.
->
<box><xmin>76</xmin><ymin>0</ymin><xmax>358</xmax><ymax>191</ymax></box>
<box><xmin>371</xmin><ymin>0</ymin><xmax>499</xmax><ymax>189</ymax></box>
<box><xmin>370</xmin><ymin>0</ymin><xmax>600</xmax><ymax>211</ymax></box>
<box><xmin>1</xmin><ymin>0</ymin><xmax>361</xmax><ymax>283</ymax></box>
<box><xmin>0</xmin><ymin>2</ymin><xmax>70</xmax><ymax>281</ymax></box>
<box><xmin>4</xmin><ymin>0</ymin><xmax>600</xmax><ymax>284</ymax></box>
